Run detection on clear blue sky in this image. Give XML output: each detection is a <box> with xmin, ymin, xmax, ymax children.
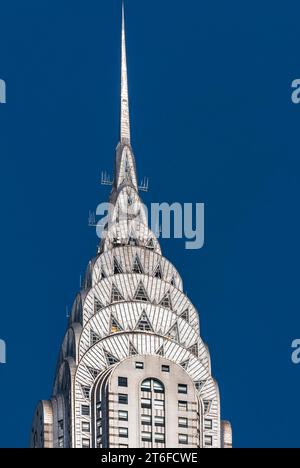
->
<box><xmin>0</xmin><ymin>0</ymin><xmax>300</xmax><ymax>448</ymax></box>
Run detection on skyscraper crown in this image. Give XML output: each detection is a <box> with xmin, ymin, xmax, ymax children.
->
<box><xmin>30</xmin><ymin>4</ymin><xmax>231</xmax><ymax>449</ymax></box>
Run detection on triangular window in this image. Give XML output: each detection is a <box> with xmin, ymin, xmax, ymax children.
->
<box><xmin>165</xmin><ymin>322</ymin><xmax>180</xmax><ymax>342</ymax></box>
<box><xmin>87</xmin><ymin>367</ymin><xmax>100</xmax><ymax>379</ymax></box>
<box><xmin>156</xmin><ymin>345</ymin><xmax>164</xmax><ymax>357</ymax></box>
<box><xmin>111</xmin><ymin>284</ymin><xmax>125</xmax><ymax>303</ymax></box>
<box><xmin>180</xmin><ymin>309</ymin><xmax>189</xmax><ymax>322</ymax></box>
<box><xmin>146</xmin><ymin>238</ymin><xmax>155</xmax><ymax>250</ymax></box>
<box><xmin>110</xmin><ymin>314</ymin><xmax>123</xmax><ymax>333</ymax></box>
<box><xmin>113</xmin><ymin>257</ymin><xmax>123</xmax><ymax>275</ymax></box>
<box><xmin>195</xmin><ymin>381</ymin><xmax>206</xmax><ymax>392</ymax></box>
<box><xmin>104</xmin><ymin>350</ymin><xmax>119</xmax><ymax>366</ymax></box>
<box><xmin>188</xmin><ymin>343</ymin><xmax>199</xmax><ymax>357</ymax></box>
<box><xmin>132</xmin><ymin>255</ymin><xmax>144</xmax><ymax>274</ymax></box>
<box><xmin>90</xmin><ymin>329</ymin><xmax>101</xmax><ymax>346</ymax></box>
<box><xmin>128</xmin><ymin>236</ymin><xmax>138</xmax><ymax>246</ymax></box>
<box><xmin>94</xmin><ymin>298</ymin><xmax>104</xmax><ymax>314</ymax></box>
<box><xmin>180</xmin><ymin>359</ymin><xmax>190</xmax><ymax>370</ymax></box>
<box><xmin>159</xmin><ymin>292</ymin><xmax>172</xmax><ymax>309</ymax></box>
<box><xmin>129</xmin><ymin>341</ymin><xmax>139</xmax><ymax>356</ymax></box>
<box><xmin>170</xmin><ymin>276</ymin><xmax>176</xmax><ymax>287</ymax></box>
<box><xmin>134</xmin><ymin>282</ymin><xmax>150</xmax><ymax>302</ymax></box>
<box><xmin>135</xmin><ymin>311</ymin><xmax>153</xmax><ymax>332</ymax></box>
<box><xmin>154</xmin><ymin>264</ymin><xmax>163</xmax><ymax>279</ymax></box>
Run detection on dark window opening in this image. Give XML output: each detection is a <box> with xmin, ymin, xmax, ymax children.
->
<box><xmin>118</xmin><ymin>394</ymin><xmax>128</xmax><ymax>405</ymax></box>
<box><xmin>118</xmin><ymin>376</ymin><xmax>128</xmax><ymax>387</ymax></box>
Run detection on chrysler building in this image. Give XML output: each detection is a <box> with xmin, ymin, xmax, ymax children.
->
<box><xmin>30</xmin><ymin>5</ymin><xmax>232</xmax><ymax>449</ymax></box>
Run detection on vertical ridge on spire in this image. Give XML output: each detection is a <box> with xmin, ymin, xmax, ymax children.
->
<box><xmin>121</xmin><ymin>2</ymin><xmax>131</xmax><ymax>144</ymax></box>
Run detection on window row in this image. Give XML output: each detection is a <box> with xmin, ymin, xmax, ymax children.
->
<box><xmin>114</xmin><ymin>413</ymin><xmax>210</xmax><ymax>429</ymax></box>
<box><xmin>81</xmin><ymin>436</ymin><xmax>214</xmax><ymax>448</ymax></box>
<box><xmin>141</xmin><ymin>415</ymin><xmax>165</xmax><ymax>426</ymax></box>
<box><xmin>142</xmin><ymin>432</ymin><xmax>165</xmax><ymax>443</ymax></box>
<box><xmin>118</xmin><ymin>397</ymin><xmax>188</xmax><ymax>411</ymax></box>
<box><xmin>81</xmin><ymin>435</ymin><xmax>214</xmax><ymax>448</ymax></box>
<box><xmin>93</xmin><ymin>313</ymin><xmax>191</xmax><ymax>345</ymax></box>
<box><xmin>109</xmin><ymin>283</ymin><xmax>174</xmax><ymax>311</ymax></box>
<box><xmin>111</xmin><ymin>237</ymin><xmax>155</xmax><ymax>251</ymax></box>
<box><xmin>141</xmin><ymin>398</ymin><xmax>164</xmax><ymax>410</ymax></box>
<box><xmin>118</xmin><ymin>374</ymin><xmax>188</xmax><ymax>395</ymax></box>
<box><xmin>179</xmin><ymin>434</ymin><xmax>212</xmax><ymax>446</ymax></box>
<box><xmin>102</xmin><ymin>255</ymin><xmax>177</xmax><ymax>286</ymax></box>
<box><xmin>135</xmin><ymin>362</ymin><xmax>170</xmax><ymax>372</ymax></box>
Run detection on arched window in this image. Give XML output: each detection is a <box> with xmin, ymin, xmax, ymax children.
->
<box><xmin>140</xmin><ymin>378</ymin><xmax>166</xmax><ymax>448</ymax></box>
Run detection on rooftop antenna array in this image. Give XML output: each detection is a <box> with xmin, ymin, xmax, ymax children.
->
<box><xmin>88</xmin><ymin>210</ymin><xmax>97</xmax><ymax>228</ymax></box>
<box><xmin>138</xmin><ymin>177</ymin><xmax>149</xmax><ymax>192</ymax></box>
<box><xmin>101</xmin><ymin>171</ymin><xmax>113</xmax><ymax>186</ymax></box>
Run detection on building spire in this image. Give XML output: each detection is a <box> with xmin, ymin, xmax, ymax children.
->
<box><xmin>120</xmin><ymin>2</ymin><xmax>131</xmax><ymax>144</ymax></box>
